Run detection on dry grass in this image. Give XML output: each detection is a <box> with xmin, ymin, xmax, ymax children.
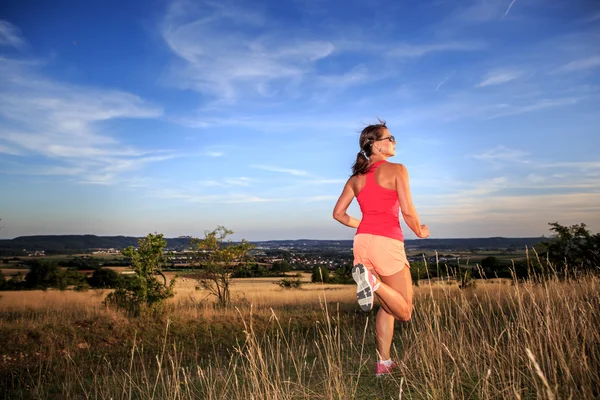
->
<box><xmin>1</xmin><ymin>273</ymin><xmax>599</xmax><ymax>399</ymax></box>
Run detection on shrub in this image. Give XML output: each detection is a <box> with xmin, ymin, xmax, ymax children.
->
<box><xmin>104</xmin><ymin>233</ymin><xmax>176</xmax><ymax>316</ymax></box>
<box><xmin>278</xmin><ymin>278</ymin><xmax>302</xmax><ymax>289</ymax></box>
<box><xmin>311</xmin><ymin>265</ymin><xmax>330</xmax><ymax>283</ymax></box>
<box><xmin>89</xmin><ymin>268</ymin><xmax>122</xmax><ymax>288</ymax></box>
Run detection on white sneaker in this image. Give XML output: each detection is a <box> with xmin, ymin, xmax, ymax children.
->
<box><xmin>352</xmin><ymin>263</ymin><xmax>380</xmax><ymax>311</ymax></box>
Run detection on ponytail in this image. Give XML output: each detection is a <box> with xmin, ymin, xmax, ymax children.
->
<box><xmin>351</xmin><ymin>150</ymin><xmax>370</xmax><ymax>176</ymax></box>
<box><xmin>351</xmin><ymin>119</ymin><xmax>387</xmax><ymax>176</ymax></box>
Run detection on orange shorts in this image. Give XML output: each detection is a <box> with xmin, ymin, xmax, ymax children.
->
<box><xmin>353</xmin><ymin>234</ymin><xmax>410</xmax><ymax>276</ymax></box>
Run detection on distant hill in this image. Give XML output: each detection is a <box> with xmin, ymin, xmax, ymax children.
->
<box><xmin>0</xmin><ymin>235</ymin><xmax>192</xmax><ymax>255</ymax></box>
<box><xmin>0</xmin><ymin>235</ymin><xmax>547</xmax><ymax>255</ymax></box>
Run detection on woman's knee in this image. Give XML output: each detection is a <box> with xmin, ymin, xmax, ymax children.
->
<box><xmin>395</xmin><ymin>304</ymin><xmax>413</xmax><ymax>322</ymax></box>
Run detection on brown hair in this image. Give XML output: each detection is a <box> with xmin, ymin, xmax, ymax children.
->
<box><xmin>351</xmin><ymin>119</ymin><xmax>387</xmax><ymax>176</ymax></box>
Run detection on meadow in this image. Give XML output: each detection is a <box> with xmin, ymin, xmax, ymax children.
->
<box><xmin>0</xmin><ymin>271</ymin><xmax>598</xmax><ymax>399</ymax></box>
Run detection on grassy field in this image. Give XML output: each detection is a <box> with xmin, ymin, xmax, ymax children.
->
<box><xmin>0</xmin><ymin>272</ymin><xmax>598</xmax><ymax>399</ymax></box>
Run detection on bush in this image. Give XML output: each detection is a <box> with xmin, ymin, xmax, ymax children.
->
<box><xmin>24</xmin><ymin>260</ymin><xmax>69</xmax><ymax>289</ymax></box>
<box><xmin>540</xmin><ymin>222</ymin><xmax>600</xmax><ymax>274</ymax></box>
<box><xmin>311</xmin><ymin>265</ymin><xmax>330</xmax><ymax>283</ymax></box>
<box><xmin>329</xmin><ymin>263</ymin><xmax>353</xmax><ymax>284</ymax></box>
<box><xmin>89</xmin><ymin>268</ymin><xmax>122</xmax><ymax>288</ymax></box>
<box><xmin>278</xmin><ymin>278</ymin><xmax>302</xmax><ymax>289</ymax></box>
<box><xmin>271</xmin><ymin>260</ymin><xmax>291</xmax><ymax>274</ymax></box>
<box><xmin>104</xmin><ymin>233</ymin><xmax>175</xmax><ymax>316</ymax></box>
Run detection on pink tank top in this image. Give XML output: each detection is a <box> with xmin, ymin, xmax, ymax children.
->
<box><xmin>356</xmin><ymin>160</ymin><xmax>404</xmax><ymax>242</ymax></box>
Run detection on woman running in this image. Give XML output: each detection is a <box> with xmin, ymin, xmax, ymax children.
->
<box><xmin>333</xmin><ymin>120</ymin><xmax>429</xmax><ymax>376</ymax></box>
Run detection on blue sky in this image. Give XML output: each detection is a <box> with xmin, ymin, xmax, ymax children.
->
<box><xmin>1</xmin><ymin>0</ymin><xmax>599</xmax><ymax>240</ymax></box>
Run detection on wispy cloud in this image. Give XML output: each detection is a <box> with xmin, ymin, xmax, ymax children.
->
<box><xmin>503</xmin><ymin>0</ymin><xmax>518</xmax><ymax>17</ymax></box>
<box><xmin>0</xmin><ymin>55</ymin><xmax>167</xmax><ymax>185</ymax></box>
<box><xmin>388</xmin><ymin>41</ymin><xmax>484</xmax><ymax>57</ymax></box>
<box><xmin>0</xmin><ymin>20</ymin><xmax>27</xmax><ymax>50</ymax></box>
<box><xmin>526</xmin><ymin>173</ymin><xmax>545</xmax><ymax>183</ymax></box>
<box><xmin>475</xmin><ymin>69</ymin><xmax>522</xmax><ymax>87</ymax></box>
<box><xmin>153</xmin><ymin>188</ymin><xmax>334</xmax><ymax>204</ymax></box>
<box><xmin>555</xmin><ymin>56</ymin><xmax>600</xmax><ymax>73</ymax></box>
<box><xmin>481</xmin><ymin>97</ymin><xmax>581</xmax><ymax>118</ymax></box>
<box><xmin>537</xmin><ymin>161</ymin><xmax>600</xmax><ymax>170</ymax></box>
<box><xmin>436</xmin><ymin>70</ymin><xmax>455</xmax><ymax>91</ymax></box>
<box><xmin>0</xmin><ymin>142</ymin><xmax>21</xmax><ymax>156</ymax></box>
<box><xmin>250</xmin><ymin>164</ymin><xmax>309</xmax><ymax>176</ymax></box>
<box><xmin>453</xmin><ymin>0</ymin><xmax>508</xmax><ymax>22</ymax></box>
<box><xmin>161</xmin><ymin>0</ymin><xmax>335</xmax><ymax>104</ymax></box>
<box><xmin>584</xmin><ymin>12</ymin><xmax>600</xmax><ymax>23</ymax></box>
<box><xmin>204</xmin><ymin>151</ymin><xmax>224</xmax><ymax>157</ymax></box>
<box><xmin>198</xmin><ymin>177</ymin><xmax>255</xmax><ymax>188</ymax></box>
<box><xmin>473</xmin><ymin>146</ymin><xmax>530</xmax><ymax>163</ymax></box>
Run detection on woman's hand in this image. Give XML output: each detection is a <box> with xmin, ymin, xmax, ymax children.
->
<box><xmin>417</xmin><ymin>224</ymin><xmax>430</xmax><ymax>238</ymax></box>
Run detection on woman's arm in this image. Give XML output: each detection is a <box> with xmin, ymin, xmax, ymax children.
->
<box><xmin>333</xmin><ymin>179</ymin><xmax>361</xmax><ymax>228</ymax></box>
<box><xmin>395</xmin><ymin>164</ymin><xmax>429</xmax><ymax>238</ymax></box>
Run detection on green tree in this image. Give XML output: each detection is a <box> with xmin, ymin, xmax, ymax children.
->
<box><xmin>311</xmin><ymin>265</ymin><xmax>330</xmax><ymax>283</ymax></box>
<box><xmin>271</xmin><ymin>260</ymin><xmax>291</xmax><ymax>274</ymax></box>
<box><xmin>89</xmin><ymin>268</ymin><xmax>122</xmax><ymax>288</ymax></box>
<box><xmin>190</xmin><ymin>226</ymin><xmax>254</xmax><ymax>307</ymax></box>
<box><xmin>540</xmin><ymin>222</ymin><xmax>600</xmax><ymax>274</ymax></box>
<box><xmin>24</xmin><ymin>260</ymin><xmax>61</xmax><ymax>289</ymax></box>
<box><xmin>104</xmin><ymin>233</ymin><xmax>176</xmax><ymax>316</ymax></box>
<box><xmin>330</xmin><ymin>263</ymin><xmax>353</xmax><ymax>284</ymax></box>
<box><xmin>410</xmin><ymin>261</ymin><xmax>428</xmax><ymax>286</ymax></box>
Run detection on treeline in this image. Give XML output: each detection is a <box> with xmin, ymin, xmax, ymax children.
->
<box><xmin>0</xmin><ymin>260</ymin><xmax>124</xmax><ymax>291</ymax></box>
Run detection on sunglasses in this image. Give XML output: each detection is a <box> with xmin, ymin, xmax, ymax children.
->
<box><xmin>375</xmin><ymin>135</ymin><xmax>396</xmax><ymax>143</ymax></box>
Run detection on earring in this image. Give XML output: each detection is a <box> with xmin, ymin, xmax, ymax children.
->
<box><xmin>378</xmin><ymin>147</ymin><xmax>382</xmax><ymax>152</ymax></box>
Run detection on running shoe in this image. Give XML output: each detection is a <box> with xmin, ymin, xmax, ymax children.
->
<box><xmin>352</xmin><ymin>263</ymin><xmax>380</xmax><ymax>311</ymax></box>
<box><xmin>375</xmin><ymin>360</ymin><xmax>397</xmax><ymax>377</ymax></box>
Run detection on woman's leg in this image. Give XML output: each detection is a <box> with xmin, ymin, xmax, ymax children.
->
<box><xmin>372</xmin><ymin>266</ymin><xmax>413</xmax><ymax>360</ymax></box>
<box><xmin>376</xmin><ymin>266</ymin><xmax>413</xmax><ymax>322</ymax></box>
<box><xmin>375</xmin><ymin>307</ymin><xmax>395</xmax><ymax>360</ymax></box>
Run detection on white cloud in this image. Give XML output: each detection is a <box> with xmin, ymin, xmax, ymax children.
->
<box><xmin>0</xmin><ymin>57</ymin><xmax>167</xmax><ymax>185</ymax></box>
<box><xmin>584</xmin><ymin>12</ymin><xmax>600</xmax><ymax>23</ymax></box>
<box><xmin>224</xmin><ymin>177</ymin><xmax>254</xmax><ymax>186</ymax></box>
<box><xmin>0</xmin><ymin>20</ymin><xmax>27</xmax><ymax>50</ymax></box>
<box><xmin>436</xmin><ymin>70</ymin><xmax>455</xmax><ymax>91</ymax></box>
<box><xmin>205</xmin><ymin>151</ymin><xmax>223</xmax><ymax>157</ymax></box>
<box><xmin>481</xmin><ymin>97</ymin><xmax>581</xmax><ymax>118</ymax></box>
<box><xmin>473</xmin><ymin>146</ymin><xmax>530</xmax><ymax>163</ymax></box>
<box><xmin>453</xmin><ymin>0</ymin><xmax>507</xmax><ymax>22</ymax></box>
<box><xmin>388</xmin><ymin>41</ymin><xmax>484</xmax><ymax>57</ymax></box>
<box><xmin>161</xmin><ymin>0</ymin><xmax>335</xmax><ymax>103</ymax></box>
<box><xmin>555</xmin><ymin>56</ymin><xmax>600</xmax><ymax>73</ymax></box>
<box><xmin>250</xmin><ymin>164</ymin><xmax>309</xmax><ymax>176</ymax></box>
<box><xmin>197</xmin><ymin>177</ymin><xmax>255</xmax><ymax>188</ymax></box>
<box><xmin>476</xmin><ymin>69</ymin><xmax>522</xmax><ymax>87</ymax></box>
<box><xmin>537</xmin><ymin>161</ymin><xmax>600</xmax><ymax>170</ymax></box>
<box><xmin>0</xmin><ymin>143</ymin><xmax>21</xmax><ymax>156</ymax></box>
<box><xmin>526</xmin><ymin>173</ymin><xmax>545</xmax><ymax>183</ymax></box>
<box><xmin>503</xmin><ymin>0</ymin><xmax>518</xmax><ymax>17</ymax></box>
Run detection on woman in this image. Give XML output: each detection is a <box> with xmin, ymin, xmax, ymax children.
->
<box><xmin>333</xmin><ymin>120</ymin><xmax>429</xmax><ymax>376</ymax></box>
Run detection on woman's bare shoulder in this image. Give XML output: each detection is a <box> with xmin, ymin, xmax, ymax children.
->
<box><xmin>384</xmin><ymin>161</ymin><xmax>408</xmax><ymax>174</ymax></box>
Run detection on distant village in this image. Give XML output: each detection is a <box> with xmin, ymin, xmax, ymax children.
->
<box><xmin>15</xmin><ymin>243</ymin><xmax>463</xmax><ymax>272</ymax></box>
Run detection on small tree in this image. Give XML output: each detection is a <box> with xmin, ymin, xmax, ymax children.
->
<box><xmin>104</xmin><ymin>233</ymin><xmax>176</xmax><ymax>316</ymax></box>
<box><xmin>540</xmin><ymin>222</ymin><xmax>600</xmax><ymax>275</ymax></box>
<box><xmin>311</xmin><ymin>265</ymin><xmax>330</xmax><ymax>283</ymax></box>
<box><xmin>89</xmin><ymin>268</ymin><xmax>122</xmax><ymax>288</ymax></box>
<box><xmin>190</xmin><ymin>226</ymin><xmax>254</xmax><ymax>307</ymax></box>
<box><xmin>330</xmin><ymin>263</ymin><xmax>353</xmax><ymax>284</ymax></box>
<box><xmin>24</xmin><ymin>260</ymin><xmax>61</xmax><ymax>289</ymax></box>
<box><xmin>271</xmin><ymin>260</ymin><xmax>291</xmax><ymax>274</ymax></box>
